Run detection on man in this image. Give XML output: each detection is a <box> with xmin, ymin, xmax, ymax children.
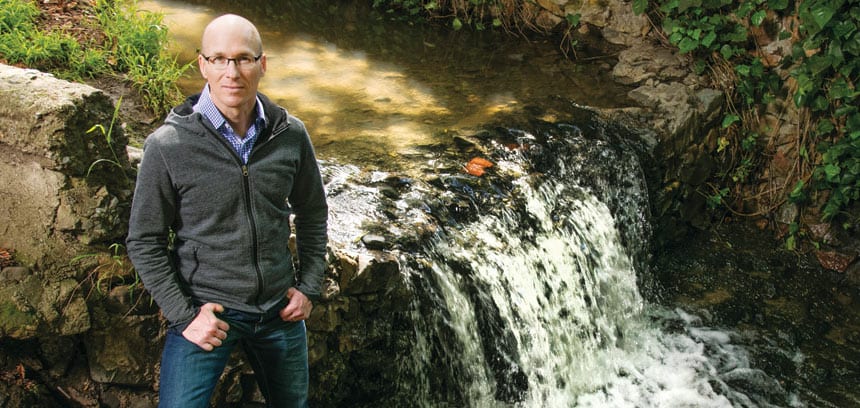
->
<box><xmin>126</xmin><ymin>14</ymin><xmax>328</xmax><ymax>408</ymax></box>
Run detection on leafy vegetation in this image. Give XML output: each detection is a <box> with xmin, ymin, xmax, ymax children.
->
<box><xmin>92</xmin><ymin>0</ymin><xmax>189</xmax><ymax>113</ymax></box>
<box><xmin>70</xmin><ymin>243</ymin><xmax>142</xmax><ymax>305</ymax></box>
<box><xmin>0</xmin><ymin>0</ymin><xmax>109</xmax><ymax>77</ymax></box>
<box><xmin>86</xmin><ymin>95</ymin><xmax>128</xmax><ymax>179</ymax></box>
<box><xmin>0</xmin><ymin>0</ymin><xmax>188</xmax><ymax>114</ymax></box>
<box><xmin>630</xmin><ymin>0</ymin><xmax>859</xmax><ymax>247</ymax></box>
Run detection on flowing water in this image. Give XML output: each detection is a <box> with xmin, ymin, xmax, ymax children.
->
<box><xmin>141</xmin><ymin>1</ymin><xmax>804</xmax><ymax>406</ymax></box>
<box><xmin>383</xmin><ymin>123</ymin><xmax>795</xmax><ymax>407</ymax></box>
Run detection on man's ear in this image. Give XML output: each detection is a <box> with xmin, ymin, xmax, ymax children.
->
<box><xmin>198</xmin><ymin>54</ymin><xmax>208</xmax><ymax>80</ymax></box>
<box><xmin>259</xmin><ymin>54</ymin><xmax>267</xmax><ymax>77</ymax></box>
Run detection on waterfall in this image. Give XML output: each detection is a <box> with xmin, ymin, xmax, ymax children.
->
<box><xmin>390</xmin><ymin>121</ymin><xmax>794</xmax><ymax>407</ymax></box>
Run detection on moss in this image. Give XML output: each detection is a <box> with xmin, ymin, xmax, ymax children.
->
<box><xmin>0</xmin><ymin>301</ymin><xmax>37</xmax><ymax>337</ymax></box>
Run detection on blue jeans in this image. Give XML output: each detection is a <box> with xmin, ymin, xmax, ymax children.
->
<box><xmin>158</xmin><ymin>304</ymin><xmax>309</xmax><ymax>408</ymax></box>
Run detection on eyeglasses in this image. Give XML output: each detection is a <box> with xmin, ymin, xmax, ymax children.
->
<box><xmin>201</xmin><ymin>54</ymin><xmax>262</xmax><ymax>70</ymax></box>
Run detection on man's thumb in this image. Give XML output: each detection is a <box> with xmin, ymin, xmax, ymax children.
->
<box><xmin>204</xmin><ymin>303</ymin><xmax>224</xmax><ymax>314</ymax></box>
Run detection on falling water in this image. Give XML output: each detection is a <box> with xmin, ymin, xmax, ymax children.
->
<box><xmin>391</xmin><ymin>121</ymin><xmax>795</xmax><ymax>407</ymax></box>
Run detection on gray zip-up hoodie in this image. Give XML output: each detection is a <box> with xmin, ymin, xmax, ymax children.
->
<box><xmin>126</xmin><ymin>93</ymin><xmax>328</xmax><ymax>329</ymax></box>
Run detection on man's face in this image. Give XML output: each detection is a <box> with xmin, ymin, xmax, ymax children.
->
<box><xmin>198</xmin><ymin>26</ymin><xmax>266</xmax><ymax>113</ymax></box>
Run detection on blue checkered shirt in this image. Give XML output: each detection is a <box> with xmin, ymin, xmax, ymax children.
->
<box><xmin>193</xmin><ymin>85</ymin><xmax>266</xmax><ymax>164</ymax></box>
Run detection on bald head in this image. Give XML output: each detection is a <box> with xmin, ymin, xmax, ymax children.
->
<box><xmin>200</xmin><ymin>14</ymin><xmax>263</xmax><ymax>56</ymax></box>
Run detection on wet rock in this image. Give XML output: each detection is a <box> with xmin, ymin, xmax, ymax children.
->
<box><xmin>126</xmin><ymin>145</ymin><xmax>142</xmax><ymax>168</ymax></box>
<box><xmin>377</xmin><ymin>185</ymin><xmax>399</xmax><ymax>199</ymax></box>
<box><xmin>361</xmin><ymin>234</ymin><xmax>387</xmax><ymax>250</ymax></box>
<box><xmin>721</xmin><ymin>367</ymin><xmax>787</xmax><ymax>401</ymax></box>
<box><xmin>342</xmin><ymin>252</ymin><xmax>401</xmax><ymax>296</ymax></box>
<box><xmin>612</xmin><ymin>45</ymin><xmax>689</xmax><ymax>86</ymax></box>
<box><xmin>38</xmin><ymin>336</ymin><xmax>77</xmax><ymax>378</ymax></box>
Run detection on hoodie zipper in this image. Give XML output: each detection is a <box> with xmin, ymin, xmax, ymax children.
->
<box><xmin>239</xmin><ymin>120</ymin><xmax>291</xmax><ymax>310</ymax></box>
<box><xmin>239</xmin><ymin>162</ymin><xmax>264</xmax><ymax>311</ymax></box>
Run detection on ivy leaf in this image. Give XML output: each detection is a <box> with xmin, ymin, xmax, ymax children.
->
<box><xmin>679</xmin><ymin>37</ymin><xmax>699</xmax><ymax>53</ymax></box>
<box><xmin>751</xmin><ymin>10</ymin><xmax>767</xmax><ymax>26</ymax></box>
<box><xmin>817</xmin><ymin>118</ymin><xmax>835</xmax><ymax>134</ymax></box>
<box><xmin>678</xmin><ymin>0</ymin><xmax>700</xmax><ymax>12</ymax></box>
<box><xmin>789</xmin><ymin>180</ymin><xmax>806</xmax><ymax>203</ymax></box>
<box><xmin>833</xmin><ymin>20</ymin><xmax>855</xmax><ymax>39</ymax></box>
<box><xmin>812</xmin><ymin>95</ymin><xmax>830</xmax><ymax>111</ymax></box>
<box><xmin>720</xmin><ymin>44</ymin><xmax>737</xmax><ymax>59</ymax></box>
<box><xmin>825</xmin><ymin>163</ymin><xmax>842</xmax><ymax>181</ymax></box>
<box><xmin>828</xmin><ymin>77</ymin><xmax>852</xmax><ymax>99</ymax></box>
<box><xmin>702</xmin><ymin>31</ymin><xmax>717</xmax><ymax>47</ymax></box>
<box><xmin>632</xmin><ymin>0</ymin><xmax>648</xmax><ymax>14</ymax></box>
<box><xmin>848</xmin><ymin>113</ymin><xmax>860</xmax><ymax>139</ymax></box>
<box><xmin>722</xmin><ymin>113</ymin><xmax>740</xmax><ymax>128</ymax></box>
<box><xmin>768</xmin><ymin>0</ymin><xmax>789</xmax><ymax>10</ymax></box>
<box><xmin>786</xmin><ymin>234</ymin><xmax>796</xmax><ymax>251</ymax></box>
<box><xmin>452</xmin><ymin>17</ymin><xmax>463</xmax><ymax>30</ymax></box>
<box><xmin>810</xmin><ymin>1</ymin><xmax>837</xmax><ymax>31</ymax></box>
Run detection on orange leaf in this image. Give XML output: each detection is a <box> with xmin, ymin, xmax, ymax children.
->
<box><xmin>464</xmin><ymin>162</ymin><xmax>486</xmax><ymax>176</ymax></box>
<box><xmin>468</xmin><ymin>157</ymin><xmax>493</xmax><ymax>168</ymax></box>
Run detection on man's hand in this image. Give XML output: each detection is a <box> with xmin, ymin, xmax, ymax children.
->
<box><xmin>182</xmin><ymin>303</ymin><xmax>230</xmax><ymax>351</ymax></box>
<box><xmin>280</xmin><ymin>287</ymin><xmax>313</xmax><ymax>322</ymax></box>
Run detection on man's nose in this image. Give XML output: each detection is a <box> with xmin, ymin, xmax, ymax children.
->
<box><xmin>224</xmin><ymin>60</ymin><xmax>241</xmax><ymax>76</ymax></box>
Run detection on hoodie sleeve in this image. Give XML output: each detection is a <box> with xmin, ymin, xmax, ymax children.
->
<box><xmin>288</xmin><ymin>121</ymin><xmax>329</xmax><ymax>301</ymax></box>
<box><xmin>126</xmin><ymin>130</ymin><xmax>197</xmax><ymax>328</ymax></box>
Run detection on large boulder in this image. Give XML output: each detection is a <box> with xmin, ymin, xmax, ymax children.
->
<box><xmin>0</xmin><ymin>64</ymin><xmax>132</xmax><ymax>341</ymax></box>
<box><xmin>0</xmin><ymin>64</ymin><xmax>132</xmax><ymax>273</ymax></box>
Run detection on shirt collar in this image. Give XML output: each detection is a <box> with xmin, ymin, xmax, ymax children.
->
<box><xmin>193</xmin><ymin>84</ymin><xmax>267</xmax><ymax>132</ymax></box>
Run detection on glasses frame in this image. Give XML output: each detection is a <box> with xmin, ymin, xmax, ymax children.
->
<box><xmin>200</xmin><ymin>53</ymin><xmax>262</xmax><ymax>70</ymax></box>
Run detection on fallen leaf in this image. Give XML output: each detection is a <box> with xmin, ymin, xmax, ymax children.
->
<box><xmin>464</xmin><ymin>162</ymin><xmax>486</xmax><ymax>176</ymax></box>
<box><xmin>815</xmin><ymin>250</ymin><xmax>855</xmax><ymax>272</ymax></box>
<box><xmin>468</xmin><ymin>157</ymin><xmax>493</xmax><ymax>168</ymax></box>
<box><xmin>463</xmin><ymin>157</ymin><xmax>494</xmax><ymax>176</ymax></box>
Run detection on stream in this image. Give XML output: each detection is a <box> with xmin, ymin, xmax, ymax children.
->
<box><xmin>139</xmin><ymin>1</ymin><xmax>857</xmax><ymax>406</ymax></box>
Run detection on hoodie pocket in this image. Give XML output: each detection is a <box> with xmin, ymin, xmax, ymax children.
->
<box><xmin>175</xmin><ymin>241</ymin><xmax>200</xmax><ymax>286</ymax></box>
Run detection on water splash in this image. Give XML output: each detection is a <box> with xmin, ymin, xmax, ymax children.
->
<box><xmin>395</xmin><ymin>124</ymin><xmax>796</xmax><ymax>407</ymax></box>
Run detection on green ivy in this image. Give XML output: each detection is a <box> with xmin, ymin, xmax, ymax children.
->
<box><xmin>637</xmin><ymin>0</ymin><xmax>860</xmax><ymax>243</ymax></box>
<box><xmin>792</xmin><ymin>0</ymin><xmax>860</xmax><ymax>222</ymax></box>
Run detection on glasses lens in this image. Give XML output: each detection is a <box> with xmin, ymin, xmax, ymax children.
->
<box><xmin>205</xmin><ymin>55</ymin><xmax>257</xmax><ymax>69</ymax></box>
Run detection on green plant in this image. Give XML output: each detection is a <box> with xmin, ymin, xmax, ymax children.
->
<box><xmin>86</xmin><ymin>95</ymin><xmax>127</xmax><ymax>179</ymax></box>
<box><xmin>560</xmin><ymin>12</ymin><xmax>582</xmax><ymax>59</ymax></box>
<box><xmin>0</xmin><ymin>0</ymin><xmax>108</xmax><ymax>79</ymax></box>
<box><xmin>92</xmin><ymin>0</ymin><xmax>189</xmax><ymax>113</ymax></box>
<box><xmin>706</xmin><ymin>186</ymin><xmax>730</xmax><ymax>209</ymax></box>
<box><xmin>0</xmin><ymin>0</ymin><xmax>188</xmax><ymax>114</ymax></box>
<box><xmin>0</xmin><ymin>0</ymin><xmax>38</xmax><ymax>30</ymax></box>
<box><xmin>70</xmin><ymin>243</ymin><xmax>141</xmax><ymax>302</ymax></box>
<box><xmin>790</xmin><ymin>0</ymin><xmax>860</xmax><ymax>223</ymax></box>
<box><xmin>636</xmin><ymin>0</ymin><xmax>859</xmax><ymax>247</ymax></box>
